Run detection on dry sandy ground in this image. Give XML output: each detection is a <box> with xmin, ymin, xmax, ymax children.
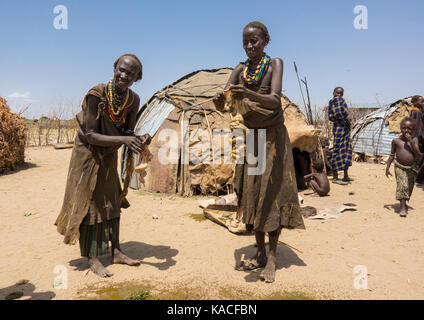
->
<box><xmin>1</xmin><ymin>146</ymin><xmax>424</xmax><ymax>300</ymax></box>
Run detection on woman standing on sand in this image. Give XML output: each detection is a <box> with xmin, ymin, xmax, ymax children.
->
<box><xmin>328</xmin><ymin>87</ymin><xmax>353</xmax><ymax>184</ymax></box>
<box><xmin>213</xmin><ymin>21</ymin><xmax>305</xmax><ymax>283</ymax></box>
<box><xmin>55</xmin><ymin>54</ymin><xmax>151</xmax><ymax>277</ymax></box>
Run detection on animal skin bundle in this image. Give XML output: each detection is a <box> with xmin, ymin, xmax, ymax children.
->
<box><xmin>223</xmin><ymin>87</ymin><xmax>248</xmax><ymax>160</ymax></box>
<box><xmin>0</xmin><ymin>97</ymin><xmax>27</xmax><ymax>172</ymax></box>
<box><xmin>134</xmin><ymin>146</ymin><xmax>153</xmax><ymax>185</ymax></box>
<box><xmin>120</xmin><ymin>145</ymin><xmax>153</xmax><ymax>206</ymax></box>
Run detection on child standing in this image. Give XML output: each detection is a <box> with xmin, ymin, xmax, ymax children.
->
<box><xmin>386</xmin><ymin>117</ymin><xmax>421</xmax><ymax>217</ymax></box>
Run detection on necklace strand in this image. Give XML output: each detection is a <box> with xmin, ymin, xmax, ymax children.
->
<box><xmin>106</xmin><ymin>79</ymin><xmax>130</xmax><ymax>127</ymax></box>
<box><xmin>242</xmin><ymin>53</ymin><xmax>270</xmax><ymax>85</ymax></box>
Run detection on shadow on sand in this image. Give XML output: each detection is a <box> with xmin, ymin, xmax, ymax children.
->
<box><xmin>234</xmin><ymin>242</ymin><xmax>307</xmax><ymax>283</ymax></box>
<box><xmin>0</xmin><ymin>281</ymin><xmax>55</xmax><ymax>300</ymax></box>
<box><xmin>69</xmin><ymin>241</ymin><xmax>179</xmax><ymax>272</ymax></box>
<box><xmin>383</xmin><ymin>203</ymin><xmax>414</xmax><ymax>214</ymax></box>
<box><xmin>0</xmin><ymin>162</ymin><xmax>38</xmax><ymax>176</ymax></box>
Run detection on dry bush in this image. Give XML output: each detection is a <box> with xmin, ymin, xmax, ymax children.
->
<box><xmin>25</xmin><ymin>119</ymin><xmax>78</xmax><ymax>147</ymax></box>
<box><xmin>313</xmin><ymin>105</ymin><xmax>332</xmax><ymax>140</ymax></box>
<box><xmin>24</xmin><ymin>100</ymin><xmax>79</xmax><ymax>147</ymax></box>
<box><xmin>0</xmin><ymin>97</ymin><xmax>27</xmax><ymax>172</ymax></box>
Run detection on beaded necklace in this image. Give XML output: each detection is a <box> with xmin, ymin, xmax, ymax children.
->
<box><xmin>242</xmin><ymin>53</ymin><xmax>270</xmax><ymax>85</ymax></box>
<box><xmin>106</xmin><ymin>79</ymin><xmax>130</xmax><ymax>127</ymax></box>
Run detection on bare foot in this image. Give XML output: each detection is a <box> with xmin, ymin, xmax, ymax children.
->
<box><xmin>112</xmin><ymin>249</ymin><xmax>141</xmax><ymax>266</ymax></box>
<box><xmin>260</xmin><ymin>256</ymin><xmax>276</xmax><ymax>283</ymax></box>
<box><xmin>332</xmin><ymin>179</ymin><xmax>348</xmax><ymax>185</ymax></box>
<box><xmin>399</xmin><ymin>208</ymin><xmax>408</xmax><ymax>217</ymax></box>
<box><xmin>236</xmin><ymin>255</ymin><xmax>267</xmax><ymax>271</ymax></box>
<box><xmin>88</xmin><ymin>258</ymin><xmax>113</xmax><ymax>278</ymax></box>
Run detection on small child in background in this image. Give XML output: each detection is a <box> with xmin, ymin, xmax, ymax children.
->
<box><xmin>386</xmin><ymin>117</ymin><xmax>421</xmax><ymax>217</ymax></box>
<box><xmin>304</xmin><ymin>159</ymin><xmax>330</xmax><ymax>196</ymax></box>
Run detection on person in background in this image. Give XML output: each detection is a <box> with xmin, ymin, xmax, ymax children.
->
<box><xmin>328</xmin><ymin>87</ymin><xmax>353</xmax><ymax>185</ymax></box>
<box><xmin>304</xmin><ymin>159</ymin><xmax>330</xmax><ymax>196</ymax></box>
<box><xmin>409</xmin><ymin>95</ymin><xmax>424</xmax><ymax>184</ymax></box>
<box><xmin>386</xmin><ymin>117</ymin><xmax>420</xmax><ymax>217</ymax></box>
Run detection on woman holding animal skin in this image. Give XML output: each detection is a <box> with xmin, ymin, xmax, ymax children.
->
<box><xmin>213</xmin><ymin>21</ymin><xmax>305</xmax><ymax>283</ymax></box>
<box><xmin>55</xmin><ymin>54</ymin><xmax>151</xmax><ymax>277</ymax></box>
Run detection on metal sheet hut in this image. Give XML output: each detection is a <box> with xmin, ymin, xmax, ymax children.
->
<box><xmin>122</xmin><ymin>68</ymin><xmax>319</xmax><ymax>195</ymax></box>
<box><xmin>351</xmin><ymin>97</ymin><xmax>413</xmax><ymax>157</ymax></box>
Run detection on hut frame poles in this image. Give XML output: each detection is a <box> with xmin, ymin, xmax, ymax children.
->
<box><xmin>301</xmin><ymin>77</ymin><xmax>313</xmax><ymax>126</ymax></box>
<box><xmin>294</xmin><ymin>62</ymin><xmax>309</xmax><ymax>124</ymax></box>
<box><xmin>294</xmin><ymin>61</ymin><xmax>313</xmax><ymax>125</ymax></box>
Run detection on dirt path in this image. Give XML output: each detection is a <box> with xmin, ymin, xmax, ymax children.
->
<box><xmin>1</xmin><ymin>147</ymin><xmax>424</xmax><ymax>300</ymax></box>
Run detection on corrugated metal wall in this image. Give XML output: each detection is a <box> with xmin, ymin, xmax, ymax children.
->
<box><xmin>121</xmin><ymin>97</ymin><xmax>177</xmax><ymax>190</ymax></box>
<box><xmin>351</xmin><ymin>104</ymin><xmax>399</xmax><ymax>156</ymax></box>
<box><xmin>351</xmin><ymin>119</ymin><xmax>398</xmax><ymax>156</ymax></box>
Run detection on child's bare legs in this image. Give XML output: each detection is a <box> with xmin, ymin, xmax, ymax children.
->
<box><xmin>309</xmin><ymin>180</ymin><xmax>327</xmax><ymax>196</ymax></box>
<box><xmin>399</xmin><ymin>199</ymin><xmax>408</xmax><ymax>217</ymax></box>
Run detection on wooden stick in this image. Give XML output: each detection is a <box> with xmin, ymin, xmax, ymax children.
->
<box><xmin>265</xmin><ymin>234</ymin><xmax>303</xmax><ymax>254</ymax></box>
<box><xmin>278</xmin><ymin>240</ymin><xmax>303</xmax><ymax>254</ymax></box>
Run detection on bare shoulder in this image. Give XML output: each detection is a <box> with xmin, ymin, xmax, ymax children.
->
<box><xmin>270</xmin><ymin>58</ymin><xmax>283</xmax><ymax>74</ymax></box>
<box><xmin>271</xmin><ymin>57</ymin><xmax>283</xmax><ymax>66</ymax></box>
<box><xmin>227</xmin><ymin>63</ymin><xmax>244</xmax><ymax>85</ymax></box>
<box><xmin>129</xmin><ymin>90</ymin><xmax>140</xmax><ymax>111</ymax></box>
<box><xmin>233</xmin><ymin>63</ymin><xmax>244</xmax><ymax>74</ymax></box>
<box><xmin>392</xmin><ymin>137</ymin><xmax>402</xmax><ymax>146</ymax></box>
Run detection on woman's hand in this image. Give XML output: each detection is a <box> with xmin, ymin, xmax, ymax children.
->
<box><xmin>139</xmin><ymin>133</ymin><xmax>152</xmax><ymax>146</ymax></box>
<box><xmin>213</xmin><ymin>92</ymin><xmax>225</xmax><ymax>109</ymax></box>
<box><xmin>229</xmin><ymin>84</ymin><xmax>248</xmax><ymax>99</ymax></box>
<box><xmin>121</xmin><ymin>136</ymin><xmax>144</xmax><ymax>153</ymax></box>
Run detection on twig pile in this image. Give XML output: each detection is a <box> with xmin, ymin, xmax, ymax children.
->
<box><xmin>0</xmin><ymin>97</ymin><xmax>27</xmax><ymax>172</ymax></box>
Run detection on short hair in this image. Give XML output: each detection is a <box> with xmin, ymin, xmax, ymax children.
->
<box><xmin>400</xmin><ymin>116</ymin><xmax>416</xmax><ymax>128</ymax></box>
<box><xmin>113</xmin><ymin>54</ymin><xmax>143</xmax><ymax>82</ymax></box>
<box><xmin>243</xmin><ymin>21</ymin><xmax>270</xmax><ymax>45</ymax></box>
<box><xmin>411</xmin><ymin>95</ymin><xmax>422</xmax><ymax>105</ymax></box>
<box><xmin>313</xmin><ymin>159</ymin><xmax>324</xmax><ymax>172</ymax></box>
<box><xmin>333</xmin><ymin>87</ymin><xmax>344</xmax><ymax>93</ymax></box>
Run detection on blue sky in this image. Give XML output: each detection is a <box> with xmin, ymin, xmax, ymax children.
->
<box><xmin>0</xmin><ymin>0</ymin><xmax>423</xmax><ymax>118</ymax></box>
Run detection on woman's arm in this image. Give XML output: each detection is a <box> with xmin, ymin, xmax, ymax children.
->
<box><xmin>123</xmin><ymin>94</ymin><xmax>139</xmax><ymax>133</ymax></box>
<box><xmin>84</xmin><ymin>94</ymin><xmax>143</xmax><ymax>153</ymax></box>
<box><xmin>212</xmin><ymin>64</ymin><xmax>243</xmax><ymax>109</ymax></box>
<box><xmin>230</xmin><ymin>58</ymin><xmax>283</xmax><ymax>110</ymax></box>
